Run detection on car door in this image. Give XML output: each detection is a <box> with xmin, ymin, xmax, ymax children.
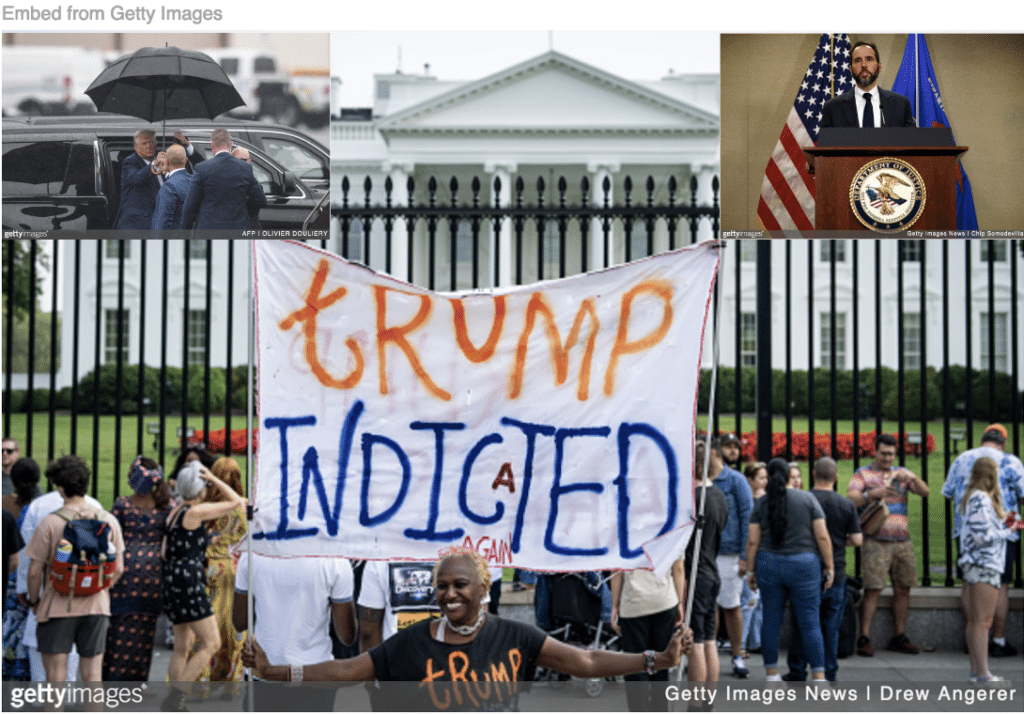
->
<box><xmin>2</xmin><ymin>137</ymin><xmax>109</xmax><ymax>231</ymax></box>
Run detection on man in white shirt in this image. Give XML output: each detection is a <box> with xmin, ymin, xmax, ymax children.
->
<box><xmin>233</xmin><ymin>551</ymin><xmax>355</xmax><ymax>709</ymax></box>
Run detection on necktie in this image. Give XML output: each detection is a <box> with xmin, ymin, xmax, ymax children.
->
<box><xmin>862</xmin><ymin>93</ymin><xmax>874</xmax><ymax>128</ymax></box>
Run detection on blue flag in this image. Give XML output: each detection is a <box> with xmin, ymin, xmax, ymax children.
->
<box><xmin>892</xmin><ymin>34</ymin><xmax>979</xmax><ymax>230</ymax></box>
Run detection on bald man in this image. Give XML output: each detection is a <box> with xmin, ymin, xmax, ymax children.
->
<box><xmin>151</xmin><ymin>144</ymin><xmax>193</xmax><ymax>230</ymax></box>
<box><xmin>231</xmin><ymin>146</ymin><xmax>262</xmax><ymax>230</ymax></box>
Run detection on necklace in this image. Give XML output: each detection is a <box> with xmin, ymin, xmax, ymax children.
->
<box><xmin>441</xmin><ymin>610</ymin><xmax>484</xmax><ymax>636</ymax></box>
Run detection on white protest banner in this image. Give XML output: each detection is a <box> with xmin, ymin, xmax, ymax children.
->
<box><xmin>252</xmin><ymin>239</ymin><xmax>719</xmax><ymax>571</ymax></box>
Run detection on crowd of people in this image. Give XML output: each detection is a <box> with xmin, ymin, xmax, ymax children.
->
<box><xmin>114</xmin><ymin>127</ymin><xmax>266</xmax><ymax>231</ymax></box>
<box><xmin>1</xmin><ymin>423</ymin><xmax>1021</xmax><ymax>707</ymax></box>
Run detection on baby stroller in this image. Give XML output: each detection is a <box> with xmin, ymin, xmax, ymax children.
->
<box><xmin>536</xmin><ymin>571</ymin><xmax>620</xmax><ymax>697</ymax></box>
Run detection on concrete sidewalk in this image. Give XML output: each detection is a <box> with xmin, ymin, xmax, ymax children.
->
<box><xmin>145</xmin><ymin>639</ymin><xmax>1023</xmax><ymax>683</ymax></box>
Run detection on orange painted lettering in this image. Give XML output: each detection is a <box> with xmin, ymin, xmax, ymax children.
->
<box><xmin>278</xmin><ymin>259</ymin><xmax>363</xmax><ymax>390</ymax></box>
<box><xmin>604</xmin><ymin>280</ymin><xmax>674</xmax><ymax>396</ymax></box>
<box><xmin>448</xmin><ymin>651</ymin><xmax>479</xmax><ymax>708</ymax></box>
<box><xmin>508</xmin><ymin>649</ymin><xmax>523</xmax><ymax>694</ymax></box>
<box><xmin>422</xmin><ymin>659</ymin><xmax>451</xmax><ymax>710</ymax></box>
<box><xmin>470</xmin><ymin>670</ymin><xmax>491</xmax><ymax>700</ymax></box>
<box><xmin>489</xmin><ymin>662</ymin><xmax>510</xmax><ymax>701</ymax></box>
<box><xmin>509</xmin><ymin>292</ymin><xmax>599</xmax><ymax>400</ymax></box>
<box><xmin>491</xmin><ymin>462</ymin><xmax>515</xmax><ymax>493</ymax></box>
<box><xmin>451</xmin><ymin>296</ymin><xmax>506</xmax><ymax>363</ymax></box>
<box><xmin>374</xmin><ymin>285</ymin><xmax>451</xmax><ymax>401</ymax></box>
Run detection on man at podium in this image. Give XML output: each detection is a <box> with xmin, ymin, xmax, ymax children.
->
<box><xmin>821</xmin><ymin>41</ymin><xmax>915</xmax><ymax>129</ymax></box>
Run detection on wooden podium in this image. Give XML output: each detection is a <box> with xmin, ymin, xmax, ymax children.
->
<box><xmin>803</xmin><ymin>128</ymin><xmax>968</xmax><ymax>231</ymax></box>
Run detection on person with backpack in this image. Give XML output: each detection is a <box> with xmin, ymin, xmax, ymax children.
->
<box><xmin>24</xmin><ymin>455</ymin><xmax>125</xmax><ymax>683</ymax></box>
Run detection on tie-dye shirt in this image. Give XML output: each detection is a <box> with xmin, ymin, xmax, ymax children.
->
<box><xmin>957</xmin><ymin>491</ymin><xmax>1011</xmax><ymax>572</ymax></box>
<box><xmin>848</xmin><ymin>466</ymin><xmax>912</xmax><ymax>542</ymax></box>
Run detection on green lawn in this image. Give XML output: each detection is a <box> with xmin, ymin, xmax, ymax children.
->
<box><xmin>6</xmin><ymin>412</ymin><xmax>995</xmax><ymax>585</ymax></box>
<box><xmin>706</xmin><ymin>415</ymin><xmax>1005</xmax><ymax>586</ymax></box>
<box><xmin>6</xmin><ymin>413</ymin><xmax>251</xmax><ymax>507</ymax></box>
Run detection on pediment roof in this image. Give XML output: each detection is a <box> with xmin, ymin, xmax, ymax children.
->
<box><xmin>377</xmin><ymin>50</ymin><xmax>718</xmax><ymax>135</ymax></box>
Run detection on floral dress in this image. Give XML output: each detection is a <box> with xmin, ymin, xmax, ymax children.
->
<box><xmin>102</xmin><ymin>497</ymin><xmax>171</xmax><ymax>681</ymax></box>
<box><xmin>162</xmin><ymin>505</ymin><xmax>213</xmax><ymax>624</ymax></box>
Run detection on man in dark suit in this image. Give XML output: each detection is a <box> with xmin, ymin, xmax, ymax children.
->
<box><xmin>180</xmin><ymin>128</ymin><xmax>266</xmax><ymax>230</ymax></box>
<box><xmin>231</xmin><ymin>147</ymin><xmax>262</xmax><ymax>230</ymax></box>
<box><xmin>113</xmin><ymin>130</ymin><xmax>166</xmax><ymax>229</ymax></box>
<box><xmin>820</xmin><ymin>41</ymin><xmax>916</xmax><ymax>129</ymax></box>
<box><xmin>151</xmin><ymin>145</ymin><xmax>192</xmax><ymax>230</ymax></box>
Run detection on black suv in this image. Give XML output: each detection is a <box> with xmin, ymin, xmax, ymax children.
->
<box><xmin>2</xmin><ymin>115</ymin><xmax>329</xmax><ymax>232</ymax></box>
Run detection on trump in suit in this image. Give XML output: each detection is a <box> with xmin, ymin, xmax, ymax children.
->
<box><xmin>113</xmin><ymin>129</ymin><xmax>166</xmax><ymax>229</ymax></box>
<box><xmin>820</xmin><ymin>41</ymin><xmax>916</xmax><ymax>129</ymax></box>
<box><xmin>151</xmin><ymin>145</ymin><xmax>193</xmax><ymax>230</ymax></box>
<box><xmin>180</xmin><ymin>128</ymin><xmax>266</xmax><ymax>231</ymax></box>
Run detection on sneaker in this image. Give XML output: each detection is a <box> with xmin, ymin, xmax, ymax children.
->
<box><xmin>856</xmin><ymin>635</ymin><xmax>874</xmax><ymax>657</ymax></box>
<box><xmin>732</xmin><ymin>655</ymin><xmax>749</xmax><ymax>678</ymax></box>
<box><xmin>971</xmin><ymin>673</ymin><xmax>1005</xmax><ymax>683</ymax></box>
<box><xmin>886</xmin><ymin>633</ymin><xmax>920</xmax><ymax>655</ymax></box>
<box><xmin>782</xmin><ymin>671</ymin><xmax>806</xmax><ymax>682</ymax></box>
<box><xmin>989</xmin><ymin>641</ymin><xmax>1018</xmax><ymax>658</ymax></box>
<box><xmin>765</xmin><ymin>673</ymin><xmax>782</xmax><ymax>682</ymax></box>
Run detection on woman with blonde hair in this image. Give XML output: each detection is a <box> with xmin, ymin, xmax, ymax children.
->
<box><xmin>194</xmin><ymin>457</ymin><xmax>247</xmax><ymax>684</ymax></box>
<box><xmin>959</xmin><ymin>456</ymin><xmax>1011</xmax><ymax>683</ymax></box>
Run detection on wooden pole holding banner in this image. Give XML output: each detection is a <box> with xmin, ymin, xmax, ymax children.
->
<box><xmin>682</xmin><ymin>242</ymin><xmax>722</xmax><ymax>646</ymax></box>
<box><xmin>245</xmin><ymin>239</ymin><xmax>255</xmax><ymax>706</ymax></box>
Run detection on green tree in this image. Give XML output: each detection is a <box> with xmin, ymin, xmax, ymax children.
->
<box><xmin>2</xmin><ymin>240</ymin><xmax>48</xmax><ymax>322</ymax></box>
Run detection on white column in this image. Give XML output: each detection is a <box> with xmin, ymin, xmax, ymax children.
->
<box><xmin>696</xmin><ymin>163</ymin><xmax>717</xmax><ymax>244</ymax></box>
<box><xmin>485</xmin><ymin>161</ymin><xmax>516</xmax><ymax>287</ymax></box>
<box><xmin>384</xmin><ymin>161</ymin><xmax>415</xmax><ymax>281</ymax></box>
<box><xmin>588</xmin><ymin>161</ymin><xmax>619</xmax><ymax>270</ymax></box>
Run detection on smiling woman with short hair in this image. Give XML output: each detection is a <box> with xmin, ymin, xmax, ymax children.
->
<box><xmin>247</xmin><ymin>547</ymin><xmax>692</xmax><ymax>704</ymax></box>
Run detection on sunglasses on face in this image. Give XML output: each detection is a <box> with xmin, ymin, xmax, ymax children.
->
<box><xmin>2</xmin><ymin>448</ymin><xmax>17</xmax><ymax>454</ymax></box>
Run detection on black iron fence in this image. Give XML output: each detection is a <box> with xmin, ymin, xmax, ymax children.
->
<box><xmin>2</xmin><ymin>235</ymin><xmax>1021</xmax><ymax>587</ymax></box>
<box><xmin>330</xmin><ymin>172</ymin><xmax>720</xmax><ymax>288</ymax></box>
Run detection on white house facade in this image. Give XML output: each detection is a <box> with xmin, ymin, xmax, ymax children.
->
<box><xmin>330</xmin><ymin>51</ymin><xmax>721</xmax><ymax>289</ymax></box>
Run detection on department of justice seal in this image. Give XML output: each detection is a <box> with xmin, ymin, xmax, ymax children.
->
<box><xmin>849</xmin><ymin>158</ymin><xmax>926</xmax><ymax>233</ymax></box>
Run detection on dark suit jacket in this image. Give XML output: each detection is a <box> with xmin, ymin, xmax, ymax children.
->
<box><xmin>180</xmin><ymin>152</ymin><xmax>267</xmax><ymax>230</ymax></box>
<box><xmin>820</xmin><ymin>88</ymin><xmax>916</xmax><ymax>129</ymax></box>
<box><xmin>151</xmin><ymin>170</ymin><xmax>193</xmax><ymax>230</ymax></box>
<box><xmin>113</xmin><ymin>152</ymin><xmax>162</xmax><ymax>229</ymax></box>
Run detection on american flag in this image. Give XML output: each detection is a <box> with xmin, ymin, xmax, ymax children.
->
<box><xmin>757</xmin><ymin>34</ymin><xmax>853</xmax><ymax>232</ymax></box>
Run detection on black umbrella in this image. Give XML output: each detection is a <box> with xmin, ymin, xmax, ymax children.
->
<box><xmin>85</xmin><ymin>46</ymin><xmax>245</xmax><ymax>146</ymax></box>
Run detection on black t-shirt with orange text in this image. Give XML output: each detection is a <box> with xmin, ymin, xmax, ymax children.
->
<box><xmin>368</xmin><ymin>615</ymin><xmax>547</xmax><ymax>710</ymax></box>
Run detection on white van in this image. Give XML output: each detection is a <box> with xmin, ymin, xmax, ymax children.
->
<box><xmin>2</xmin><ymin>46</ymin><xmax>106</xmax><ymax>116</ymax></box>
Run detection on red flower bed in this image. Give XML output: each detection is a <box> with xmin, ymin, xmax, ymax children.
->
<box><xmin>188</xmin><ymin>427</ymin><xmax>258</xmax><ymax>454</ymax></box>
<box><xmin>192</xmin><ymin>428</ymin><xmax>935</xmax><ymax>460</ymax></box>
<box><xmin>700</xmin><ymin>430</ymin><xmax>935</xmax><ymax>460</ymax></box>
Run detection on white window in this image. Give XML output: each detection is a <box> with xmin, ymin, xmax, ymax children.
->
<box><xmin>105</xmin><ymin>240</ymin><xmax>130</xmax><ymax>259</ymax></box>
<box><xmin>739</xmin><ymin>240</ymin><xmax>757</xmax><ymax>262</ymax></box>
<box><xmin>188</xmin><ymin>240</ymin><xmax>208</xmax><ymax>260</ymax></box>
<box><xmin>899</xmin><ymin>240</ymin><xmax>923</xmax><ymax>262</ymax></box>
<box><xmin>980</xmin><ymin>240</ymin><xmax>1007</xmax><ymax>262</ymax></box>
<box><xmin>820</xmin><ymin>240</ymin><xmax>846</xmax><ymax>262</ymax></box>
<box><xmin>980</xmin><ymin>312</ymin><xmax>1009</xmax><ymax>373</ymax></box>
<box><xmin>903</xmin><ymin>312</ymin><xmax>922</xmax><ymax>370</ymax></box>
<box><xmin>820</xmin><ymin>312</ymin><xmax>847</xmax><ymax>369</ymax></box>
<box><xmin>186</xmin><ymin>309</ymin><xmax>207</xmax><ymax>366</ymax></box>
<box><xmin>740</xmin><ymin>313</ymin><xmax>757</xmax><ymax>367</ymax></box>
<box><xmin>104</xmin><ymin>309</ymin><xmax>129</xmax><ymax>364</ymax></box>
